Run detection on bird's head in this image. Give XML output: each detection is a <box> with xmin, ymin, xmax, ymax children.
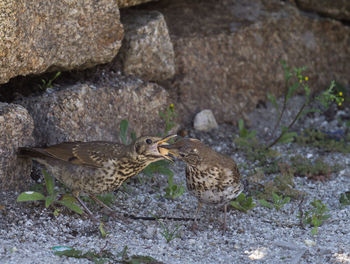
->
<box><xmin>132</xmin><ymin>135</ymin><xmax>177</xmax><ymax>162</ymax></box>
<box><xmin>160</xmin><ymin>138</ymin><xmax>202</xmax><ymax>166</ymax></box>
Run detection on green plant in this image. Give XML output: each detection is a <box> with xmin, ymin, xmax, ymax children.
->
<box><xmin>97</xmin><ymin>193</ymin><xmax>116</xmax><ymax>207</ymax></box>
<box><xmin>17</xmin><ymin>169</ymin><xmax>83</xmax><ymax>215</ymax></box>
<box><xmin>316</xmin><ymin>81</ymin><xmax>345</xmax><ymax>108</ymax></box>
<box><xmin>235</xmin><ymin>62</ymin><xmax>345</xmax><ymax>180</ymax></box>
<box><xmin>143</xmin><ymin>160</ymin><xmax>173</xmax><ymax>179</ymax></box>
<box><xmin>266</xmin><ymin>61</ymin><xmax>311</xmax><ymax>148</ymax></box>
<box><xmin>159</xmin><ymin>104</ymin><xmax>177</xmax><ymax>136</ymax></box>
<box><xmin>39</xmin><ymin>71</ymin><xmax>61</xmax><ymax>91</ymax></box>
<box><xmin>234</xmin><ymin>121</ymin><xmax>279</xmax><ymax>168</ymax></box>
<box><xmin>300</xmin><ymin>199</ymin><xmax>331</xmax><ymax>235</ymax></box>
<box><xmin>257</xmin><ymin>163</ymin><xmax>306</xmax><ymax>200</ymax></box>
<box><xmin>290</xmin><ymin>155</ymin><xmax>341</xmax><ymax>181</ymax></box>
<box><xmin>53</xmin><ymin>245</ymin><xmax>159</xmax><ymax>264</ymax></box>
<box><xmin>267</xmin><ymin>62</ymin><xmax>343</xmax><ymax>149</ymax></box>
<box><xmin>258</xmin><ymin>192</ymin><xmax>290</xmax><ymax>211</ymax></box>
<box><xmin>157</xmin><ymin>219</ymin><xmax>181</xmax><ymax>243</ymax></box>
<box><xmin>164</xmin><ymin>174</ymin><xmax>185</xmax><ymax>200</ymax></box>
<box><xmin>339</xmin><ymin>192</ymin><xmax>350</xmax><ymax>206</ymax></box>
<box><xmin>230</xmin><ymin>193</ymin><xmax>256</xmax><ymax>213</ymax></box>
<box><xmin>99</xmin><ymin>222</ymin><xmax>109</xmax><ymax>239</ymax></box>
<box><xmin>238</xmin><ymin>119</ymin><xmax>256</xmax><ymax>139</ymax></box>
<box><xmin>234</xmin><ymin>118</ymin><xmax>284</xmax><ymax>176</ymax></box>
<box><xmin>119</xmin><ymin>119</ymin><xmax>136</xmax><ymax>145</ymax></box>
<box><xmin>295</xmin><ymin>128</ymin><xmax>350</xmax><ymax>153</ymax></box>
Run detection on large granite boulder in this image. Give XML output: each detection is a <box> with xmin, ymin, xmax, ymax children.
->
<box><xmin>145</xmin><ymin>0</ymin><xmax>350</xmax><ymax>125</ymax></box>
<box><xmin>117</xmin><ymin>10</ymin><xmax>175</xmax><ymax>81</ymax></box>
<box><xmin>0</xmin><ymin>103</ymin><xmax>34</xmax><ymax>191</ymax></box>
<box><xmin>18</xmin><ymin>76</ymin><xmax>170</xmax><ymax>146</ymax></box>
<box><xmin>0</xmin><ymin>0</ymin><xmax>123</xmax><ymax>85</ymax></box>
<box><xmin>296</xmin><ymin>0</ymin><xmax>350</xmax><ymax>21</ymax></box>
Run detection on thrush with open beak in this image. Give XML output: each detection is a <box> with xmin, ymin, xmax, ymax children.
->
<box><xmin>18</xmin><ymin>135</ymin><xmax>176</xmax><ymax>221</ymax></box>
<box><xmin>162</xmin><ymin>137</ymin><xmax>243</xmax><ymax>231</ymax></box>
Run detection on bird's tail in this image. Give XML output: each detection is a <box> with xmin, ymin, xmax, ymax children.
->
<box><xmin>17</xmin><ymin>147</ymin><xmax>49</xmax><ymax>159</ymax></box>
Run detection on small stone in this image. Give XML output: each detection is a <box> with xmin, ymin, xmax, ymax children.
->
<box><xmin>193</xmin><ymin>109</ymin><xmax>218</xmax><ymax>132</ymax></box>
<box><xmin>188</xmin><ymin>239</ymin><xmax>196</xmax><ymax>245</ymax></box>
<box><xmin>304</xmin><ymin>239</ymin><xmax>316</xmax><ymax>246</ymax></box>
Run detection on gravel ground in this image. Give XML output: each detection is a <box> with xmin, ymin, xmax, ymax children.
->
<box><xmin>1</xmin><ymin>98</ymin><xmax>349</xmax><ymax>264</ymax></box>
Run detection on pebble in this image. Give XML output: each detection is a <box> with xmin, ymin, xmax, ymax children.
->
<box><xmin>193</xmin><ymin>109</ymin><xmax>218</xmax><ymax>132</ymax></box>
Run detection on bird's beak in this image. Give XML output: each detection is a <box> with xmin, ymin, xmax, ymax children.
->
<box><xmin>158</xmin><ymin>141</ymin><xmax>181</xmax><ymax>158</ymax></box>
<box><xmin>156</xmin><ymin>134</ymin><xmax>178</xmax><ymax>161</ymax></box>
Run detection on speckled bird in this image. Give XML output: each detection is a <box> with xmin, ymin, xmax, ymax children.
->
<box><xmin>162</xmin><ymin>137</ymin><xmax>243</xmax><ymax>231</ymax></box>
<box><xmin>18</xmin><ymin>135</ymin><xmax>175</xmax><ymax>221</ymax></box>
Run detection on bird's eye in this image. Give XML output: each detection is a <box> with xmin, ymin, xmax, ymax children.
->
<box><xmin>146</xmin><ymin>139</ymin><xmax>152</xmax><ymax>144</ymax></box>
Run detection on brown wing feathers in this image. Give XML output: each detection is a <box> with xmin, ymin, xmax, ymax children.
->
<box><xmin>18</xmin><ymin>143</ymin><xmax>103</xmax><ymax>168</ymax></box>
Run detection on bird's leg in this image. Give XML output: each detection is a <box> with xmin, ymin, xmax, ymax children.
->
<box><xmin>89</xmin><ymin>195</ymin><xmax>130</xmax><ymax>224</ymax></box>
<box><xmin>73</xmin><ymin>192</ymin><xmax>98</xmax><ymax>223</ymax></box>
<box><xmin>191</xmin><ymin>201</ymin><xmax>202</xmax><ymax>232</ymax></box>
<box><xmin>89</xmin><ymin>195</ymin><xmax>114</xmax><ymax>213</ymax></box>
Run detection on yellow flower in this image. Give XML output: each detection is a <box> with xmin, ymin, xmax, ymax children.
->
<box><xmin>339</xmin><ymin>92</ymin><xmax>343</xmax><ymax>96</ymax></box>
<box><xmin>170</xmin><ymin>103</ymin><xmax>174</xmax><ymax>109</ymax></box>
<box><xmin>338</xmin><ymin>102</ymin><xmax>342</xmax><ymax>106</ymax></box>
<box><xmin>305</xmin><ymin>76</ymin><xmax>309</xmax><ymax>81</ymax></box>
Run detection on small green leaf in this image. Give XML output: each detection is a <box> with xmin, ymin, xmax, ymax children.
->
<box><xmin>278</xmin><ymin>131</ymin><xmax>297</xmax><ymax>144</ymax></box>
<box><xmin>158</xmin><ymin>167</ymin><xmax>173</xmax><ymax>177</ymax></box>
<box><xmin>42</xmin><ymin>169</ymin><xmax>54</xmax><ymax>195</ymax></box>
<box><xmin>97</xmin><ymin>193</ymin><xmax>116</xmax><ymax>207</ymax></box>
<box><xmin>54</xmin><ymin>248</ymin><xmax>84</xmax><ymax>258</ymax></box>
<box><xmin>53</xmin><ymin>208</ymin><xmax>61</xmax><ymax>217</ymax></box>
<box><xmin>168</xmin><ymin>175</ymin><xmax>174</xmax><ymax>186</ymax></box>
<box><xmin>120</xmin><ymin>120</ymin><xmax>129</xmax><ymax>145</ymax></box>
<box><xmin>267</xmin><ymin>93</ymin><xmax>279</xmax><ymax>111</ymax></box>
<box><xmin>17</xmin><ymin>191</ymin><xmax>45</xmax><ymax>202</ymax></box>
<box><xmin>272</xmin><ymin>192</ymin><xmax>280</xmax><ymax>202</ymax></box>
<box><xmin>131</xmin><ymin>132</ymin><xmax>137</xmax><ymax>143</ymax></box>
<box><xmin>339</xmin><ymin>192</ymin><xmax>350</xmax><ymax>206</ymax></box>
<box><xmin>99</xmin><ymin>222</ymin><xmax>107</xmax><ymax>238</ymax></box>
<box><xmin>236</xmin><ymin>193</ymin><xmax>245</xmax><ymax>202</ymax></box>
<box><xmin>286</xmin><ymin>82</ymin><xmax>299</xmax><ymax>100</ymax></box>
<box><xmin>259</xmin><ymin>199</ymin><xmax>274</xmax><ymax>209</ymax></box>
<box><xmin>57</xmin><ymin>200</ymin><xmax>83</xmax><ymax>215</ymax></box>
<box><xmin>128</xmin><ymin>255</ymin><xmax>159</xmax><ymax>263</ymax></box>
<box><xmin>45</xmin><ymin>194</ymin><xmax>57</xmax><ymax>208</ymax></box>
<box><xmin>230</xmin><ymin>194</ymin><xmax>256</xmax><ymax>213</ymax></box>
<box><xmin>282</xmin><ymin>197</ymin><xmax>291</xmax><ymax>204</ymax></box>
<box><xmin>238</xmin><ymin>119</ymin><xmax>245</xmax><ymax>137</ymax></box>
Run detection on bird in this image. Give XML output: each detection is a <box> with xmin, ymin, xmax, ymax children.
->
<box><xmin>18</xmin><ymin>135</ymin><xmax>176</xmax><ymax>222</ymax></box>
<box><xmin>162</xmin><ymin>137</ymin><xmax>243</xmax><ymax>231</ymax></box>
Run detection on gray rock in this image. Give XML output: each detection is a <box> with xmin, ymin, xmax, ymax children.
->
<box><xmin>296</xmin><ymin>0</ymin><xmax>350</xmax><ymax>21</ymax></box>
<box><xmin>0</xmin><ymin>0</ymin><xmax>123</xmax><ymax>85</ymax></box>
<box><xmin>154</xmin><ymin>0</ymin><xmax>350</xmax><ymax>125</ymax></box>
<box><xmin>0</xmin><ymin>103</ymin><xmax>34</xmax><ymax>191</ymax></box>
<box><xmin>18</xmin><ymin>76</ymin><xmax>170</xmax><ymax>146</ymax></box>
<box><xmin>193</xmin><ymin>109</ymin><xmax>218</xmax><ymax>132</ymax></box>
<box><xmin>118</xmin><ymin>10</ymin><xmax>175</xmax><ymax>81</ymax></box>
